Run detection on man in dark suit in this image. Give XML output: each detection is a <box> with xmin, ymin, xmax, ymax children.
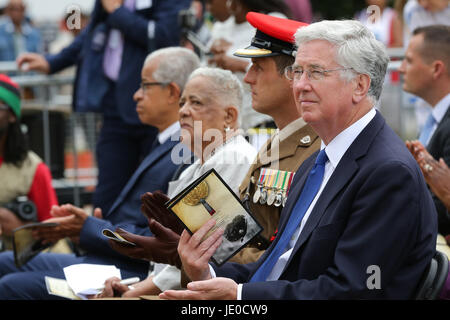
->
<box><xmin>401</xmin><ymin>25</ymin><xmax>450</xmax><ymax>236</ymax></box>
<box><xmin>0</xmin><ymin>47</ymin><xmax>199</xmax><ymax>299</ymax></box>
<box><xmin>16</xmin><ymin>0</ymin><xmax>191</xmax><ymax>214</ymax></box>
<box><xmin>160</xmin><ymin>19</ymin><xmax>437</xmax><ymax>300</ymax></box>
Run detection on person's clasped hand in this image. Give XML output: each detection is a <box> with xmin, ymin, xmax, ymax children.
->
<box><xmin>140</xmin><ymin>191</ymin><xmax>184</xmax><ymax>235</ymax></box>
<box><xmin>94</xmin><ymin>277</ymin><xmax>132</xmax><ymax>299</ymax></box>
<box><xmin>406</xmin><ymin>140</ymin><xmax>427</xmax><ymax>162</ymax></box>
<box><xmin>159</xmin><ymin>219</ymin><xmax>239</xmax><ymax>300</ymax></box>
<box><xmin>32</xmin><ymin>204</ymin><xmax>90</xmax><ymax>244</ymax></box>
<box><xmin>209</xmin><ymin>39</ymin><xmax>232</xmax><ymax>55</ymax></box>
<box><xmin>109</xmin><ymin>218</ymin><xmax>182</xmax><ymax>268</ymax></box>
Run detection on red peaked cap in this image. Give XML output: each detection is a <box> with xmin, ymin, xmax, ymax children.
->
<box><xmin>247</xmin><ymin>12</ymin><xmax>308</xmax><ymax>43</ymax></box>
<box><xmin>234</xmin><ymin>12</ymin><xmax>308</xmax><ymax>58</ymax></box>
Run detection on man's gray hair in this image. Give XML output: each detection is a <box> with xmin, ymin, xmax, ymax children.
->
<box><xmin>188</xmin><ymin>67</ymin><xmax>244</xmax><ymax>111</ymax></box>
<box><xmin>144</xmin><ymin>47</ymin><xmax>200</xmax><ymax>92</ymax></box>
<box><xmin>294</xmin><ymin>20</ymin><xmax>389</xmax><ymax>103</ymax></box>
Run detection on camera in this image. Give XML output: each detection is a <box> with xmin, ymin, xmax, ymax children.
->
<box><xmin>178</xmin><ymin>8</ymin><xmax>198</xmax><ymax>31</ymax></box>
<box><xmin>2</xmin><ymin>196</ymin><xmax>37</xmax><ymax>222</ymax></box>
<box><xmin>178</xmin><ymin>8</ymin><xmax>210</xmax><ymax>56</ymax></box>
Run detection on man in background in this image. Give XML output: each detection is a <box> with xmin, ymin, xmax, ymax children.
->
<box><xmin>401</xmin><ymin>25</ymin><xmax>450</xmax><ymax>235</ymax></box>
<box><xmin>17</xmin><ymin>0</ymin><xmax>191</xmax><ymax>215</ymax></box>
<box><xmin>0</xmin><ymin>0</ymin><xmax>41</xmax><ymax>62</ymax></box>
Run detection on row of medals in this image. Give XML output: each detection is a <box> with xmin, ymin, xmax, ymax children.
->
<box><xmin>253</xmin><ymin>168</ymin><xmax>295</xmax><ymax>207</ymax></box>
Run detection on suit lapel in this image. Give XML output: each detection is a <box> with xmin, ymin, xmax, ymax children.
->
<box><xmin>287</xmin><ymin>159</ymin><xmax>358</xmax><ymax>258</ymax></box>
<box><xmin>280</xmin><ymin>112</ymin><xmax>386</xmax><ymax>272</ymax></box>
<box><xmin>106</xmin><ymin>139</ymin><xmax>177</xmax><ymax>216</ymax></box>
<box><xmin>428</xmin><ymin>105</ymin><xmax>450</xmax><ymax>147</ymax></box>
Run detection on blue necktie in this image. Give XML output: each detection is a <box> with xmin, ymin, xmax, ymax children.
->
<box><xmin>250</xmin><ymin>149</ymin><xmax>329</xmax><ymax>282</ymax></box>
<box><xmin>418</xmin><ymin>114</ymin><xmax>436</xmax><ymax>146</ymax></box>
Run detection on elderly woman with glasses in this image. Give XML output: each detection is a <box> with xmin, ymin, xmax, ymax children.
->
<box><xmin>95</xmin><ymin>67</ymin><xmax>257</xmax><ymax>298</ymax></box>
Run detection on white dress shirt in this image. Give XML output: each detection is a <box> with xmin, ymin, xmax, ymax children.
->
<box><xmin>234</xmin><ymin>108</ymin><xmax>377</xmax><ymax>299</ymax></box>
<box><xmin>157</xmin><ymin>121</ymin><xmax>180</xmax><ymax>145</ymax></box>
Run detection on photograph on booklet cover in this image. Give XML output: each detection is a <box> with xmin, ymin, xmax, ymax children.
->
<box><xmin>166</xmin><ymin>169</ymin><xmax>263</xmax><ymax>266</ymax></box>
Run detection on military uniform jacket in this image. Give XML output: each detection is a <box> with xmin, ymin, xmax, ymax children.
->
<box><xmin>232</xmin><ymin>118</ymin><xmax>320</xmax><ymax>264</ymax></box>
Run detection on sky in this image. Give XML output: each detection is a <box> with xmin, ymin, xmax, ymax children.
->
<box><xmin>1</xmin><ymin>0</ymin><xmax>95</xmax><ymax>22</ymax></box>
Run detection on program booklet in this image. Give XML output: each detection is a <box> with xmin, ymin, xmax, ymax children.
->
<box><xmin>102</xmin><ymin>229</ymin><xmax>137</xmax><ymax>247</ymax></box>
<box><xmin>12</xmin><ymin>222</ymin><xmax>58</xmax><ymax>268</ymax></box>
<box><xmin>166</xmin><ymin>169</ymin><xmax>263</xmax><ymax>266</ymax></box>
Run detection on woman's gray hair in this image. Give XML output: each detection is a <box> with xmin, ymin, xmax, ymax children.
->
<box><xmin>144</xmin><ymin>47</ymin><xmax>200</xmax><ymax>92</ymax></box>
<box><xmin>294</xmin><ymin>20</ymin><xmax>389</xmax><ymax>103</ymax></box>
<box><xmin>188</xmin><ymin>67</ymin><xmax>244</xmax><ymax>111</ymax></box>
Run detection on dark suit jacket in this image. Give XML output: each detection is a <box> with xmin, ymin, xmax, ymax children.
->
<box><xmin>427</xmin><ymin>106</ymin><xmax>450</xmax><ymax>235</ymax></box>
<box><xmin>215</xmin><ymin>112</ymin><xmax>437</xmax><ymax>299</ymax></box>
<box><xmin>46</xmin><ymin>0</ymin><xmax>190</xmax><ymax>125</ymax></box>
<box><xmin>77</xmin><ymin>136</ymin><xmax>190</xmax><ymax>275</ymax></box>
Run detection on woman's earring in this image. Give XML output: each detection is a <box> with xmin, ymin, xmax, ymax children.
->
<box><xmin>225</xmin><ymin>126</ymin><xmax>231</xmax><ymax>133</ymax></box>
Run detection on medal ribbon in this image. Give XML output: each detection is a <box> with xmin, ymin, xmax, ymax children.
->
<box><xmin>273</xmin><ymin>170</ymin><xmax>281</xmax><ymax>190</ymax></box>
<box><xmin>280</xmin><ymin>170</ymin><xmax>288</xmax><ymax>191</ymax></box>
<box><xmin>286</xmin><ymin>172</ymin><xmax>295</xmax><ymax>196</ymax></box>
<box><xmin>258</xmin><ymin>168</ymin><xmax>266</xmax><ymax>185</ymax></box>
<box><xmin>266</xmin><ymin>169</ymin><xmax>275</xmax><ymax>190</ymax></box>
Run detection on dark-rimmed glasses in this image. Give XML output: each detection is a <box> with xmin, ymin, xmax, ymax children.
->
<box><xmin>284</xmin><ymin>65</ymin><xmax>354</xmax><ymax>81</ymax></box>
<box><xmin>140</xmin><ymin>82</ymin><xmax>169</xmax><ymax>92</ymax></box>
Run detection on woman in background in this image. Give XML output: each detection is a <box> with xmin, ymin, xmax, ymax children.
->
<box><xmin>0</xmin><ymin>74</ymin><xmax>57</xmax><ymax>246</ymax></box>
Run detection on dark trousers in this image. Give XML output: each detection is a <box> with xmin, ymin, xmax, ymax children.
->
<box><xmin>0</xmin><ymin>251</ymin><xmax>148</xmax><ymax>299</ymax></box>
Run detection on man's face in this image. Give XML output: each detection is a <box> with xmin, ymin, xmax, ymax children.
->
<box><xmin>133</xmin><ymin>59</ymin><xmax>170</xmax><ymax>127</ymax></box>
<box><xmin>244</xmin><ymin>56</ymin><xmax>294</xmax><ymax>115</ymax></box>
<box><xmin>399</xmin><ymin>34</ymin><xmax>433</xmax><ymax>98</ymax></box>
<box><xmin>292</xmin><ymin>40</ymin><xmax>355</xmax><ymax>130</ymax></box>
<box><xmin>6</xmin><ymin>0</ymin><xmax>25</xmax><ymax>26</ymax></box>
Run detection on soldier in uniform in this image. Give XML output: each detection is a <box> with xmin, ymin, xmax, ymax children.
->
<box><xmin>229</xmin><ymin>12</ymin><xmax>320</xmax><ymax>264</ymax></box>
